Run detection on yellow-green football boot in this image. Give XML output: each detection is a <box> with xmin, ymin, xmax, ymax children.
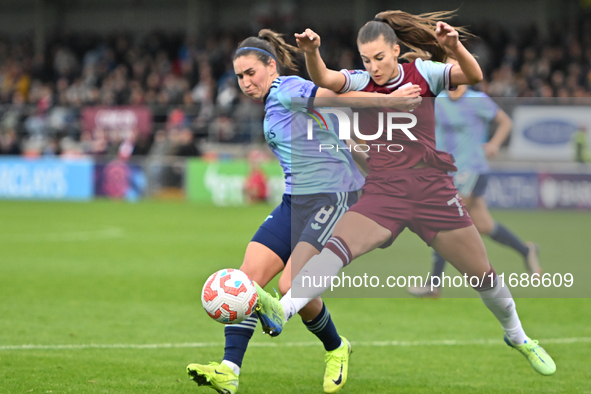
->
<box><xmin>504</xmin><ymin>335</ymin><xmax>556</xmax><ymax>376</ymax></box>
<box><xmin>323</xmin><ymin>336</ymin><xmax>352</xmax><ymax>393</ymax></box>
<box><xmin>187</xmin><ymin>362</ymin><xmax>239</xmax><ymax>394</ymax></box>
<box><xmin>253</xmin><ymin>282</ymin><xmax>284</xmax><ymax>336</ymax></box>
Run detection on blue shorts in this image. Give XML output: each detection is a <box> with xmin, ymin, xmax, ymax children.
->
<box><xmin>472</xmin><ymin>174</ymin><xmax>489</xmax><ymax>198</ymax></box>
<box><xmin>454</xmin><ymin>172</ymin><xmax>488</xmax><ymax>198</ymax></box>
<box><xmin>251</xmin><ymin>192</ymin><xmax>358</xmax><ymax>264</ymax></box>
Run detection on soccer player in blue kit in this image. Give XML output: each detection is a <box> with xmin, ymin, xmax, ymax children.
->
<box><xmin>408</xmin><ymin>76</ymin><xmax>542</xmax><ymax>297</ymax></box>
<box><xmin>186</xmin><ymin>29</ymin><xmax>392</xmax><ymax>394</ymax></box>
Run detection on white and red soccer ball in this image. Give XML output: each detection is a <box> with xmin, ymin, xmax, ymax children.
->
<box><xmin>201</xmin><ymin>269</ymin><xmax>258</xmax><ymax>324</ymax></box>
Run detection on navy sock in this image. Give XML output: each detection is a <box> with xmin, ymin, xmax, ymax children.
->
<box><xmin>432</xmin><ymin>250</ymin><xmax>446</xmax><ymax>283</ymax></box>
<box><xmin>223</xmin><ymin>314</ymin><xmax>258</xmax><ymax>367</ymax></box>
<box><xmin>303</xmin><ymin>302</ymin><xmax>341</xmax><ymax>351</ymax></box>
<box><xmin>488</xmin><ymin>222</ymin><xmax>529</xmax><ymax>257</ymax></box>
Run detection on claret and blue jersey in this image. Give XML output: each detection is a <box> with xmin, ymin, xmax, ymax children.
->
<box><xmin>339</xmin><ymin>58</ymin><xmax>453</xmax><ymax>98</ymax></box>
<box><xmin>336</xmin><ymin>58</ymin><xmax>458</xmax><ymax>172</ymax></box>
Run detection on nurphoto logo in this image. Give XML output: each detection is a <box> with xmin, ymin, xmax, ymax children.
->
<box><xmin>305</xmin><ymin>107</ymin><xmax>418</xmax><ymax>152</ymax></box>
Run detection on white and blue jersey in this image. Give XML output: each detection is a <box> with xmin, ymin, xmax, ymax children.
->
<box><xmin>252</xmin><ymin>76</ymin><xmax>363</xmax><ymax>262</ymax></box>
<box><xmin>435</xmin><ymin>90</ymin><xmax>499</xmax><ymax>195</ymax></box>
<box><xmin>264</xmin><ymin>76</ymin><xmax>365</xmax><ymax>195</ymax></box>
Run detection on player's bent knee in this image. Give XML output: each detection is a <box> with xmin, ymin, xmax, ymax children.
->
<box><xmin>240</xmin><ymin>261</ymin><xmax>281</xmax><ymax>288</ymax></box>
<box><xmin>239</xmin><ymin>264</ymin><xmax>267</xmax><ymax>285</ymax></box>
<box><xmin>240</xmin><ymin>243</ymin><xmax>284</xmax><ymax>286</ymax></box>
<box><xmin>472</xmin><ymin>266</ymin><xmax>497</xmax><ymax>292</ymax></box>
<box><xmin>475</xmin><ymin>220</ymin><xmax>494</xmax><ymax>235</ymax></box>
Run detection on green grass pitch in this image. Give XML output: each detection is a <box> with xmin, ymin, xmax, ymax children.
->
<box><xmin>0</xmin><ymin>200</ymin><xmax>590</xmax><ymax>393</ymax></box>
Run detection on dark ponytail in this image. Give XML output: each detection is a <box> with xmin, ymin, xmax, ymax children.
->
<box><xmin>358</xmin><ymin>10</ymin><xmax>473</xmax><ymax>63</ymax></box>
<box><xmin>235</xmin><ymin>29</ymin><xmax>301</xmax><ymax>73</ymax></box>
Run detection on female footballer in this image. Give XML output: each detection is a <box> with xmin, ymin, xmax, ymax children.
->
<box><xmin>255</xmin><ymin>11</ymin><xmax>556</xmax><ymax>377</ymax></box>
<box><xmin>186</xmin><ymin>29</ymin><xmax>399</xmax><ymax>394</ymax></box>
<box><xmin>409</xmin><ymin>76</ymin><xmax>542</xmax><ymax>298</ymax></box>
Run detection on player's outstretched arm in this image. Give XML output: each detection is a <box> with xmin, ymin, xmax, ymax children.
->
<box><xmin>315</xmin><ymin>86</ymin><xmax>421</xmax><ymax>112</ymax></box>
<box><xmin>435</xmin><ymin>21</ymin><xmax>483</xmax><ymax>86</ymax></box>
<box><xmin>484</xmin><ymin>108</ymin><xmax>512</xmax><ymax>158</ymax></box>
<box><xmin>295</xmin><ymin>29</ymin><xmax>346</xmax><ymax>92</ymax></box>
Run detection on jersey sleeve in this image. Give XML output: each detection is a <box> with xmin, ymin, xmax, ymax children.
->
<box><xmin>415</xmin><ymin>58</ymin><xmax>453</xmax><ymax>96</ymax></box>
<box><xmin>276</xmin><ymin>77</ymin><xmax>318</xmax><ymax>111</ymax></box>
<box><xmin>476</xmin><ymin>94</ymin><xmax>499</xmax><ymax>122</ymax></box>
<box><xmin>338</xmin><ymin>69</ymin><xmax>371</xmax><ymax>93</ymax></box>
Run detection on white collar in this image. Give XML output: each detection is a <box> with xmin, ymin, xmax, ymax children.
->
<box><xmin>385</xmin><ymin>64</ymin><xmax>404</xmax><ymax>89</ymax></box>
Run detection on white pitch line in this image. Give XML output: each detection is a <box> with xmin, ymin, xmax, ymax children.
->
<box><xmin>0</xmin><ymin>228</ymin><xmax>124</xmax><ymax>243</ymax></box>
<box><xmin>1</xmin><ymin>337</ymin><xmax>590</xmax><ymax>351</ymax></box>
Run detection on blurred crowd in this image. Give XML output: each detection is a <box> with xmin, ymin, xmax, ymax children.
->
<box><xmin>470</xmin><ymin>17</ymin><xmax>591</xmax><ymax>98</ymax></box>
<box><xmin>1</xmin><ymin>11</ymin><xmax>591</xmax><ymax>157</ymax></box>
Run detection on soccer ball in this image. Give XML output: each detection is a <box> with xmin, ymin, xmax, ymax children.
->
<box><xmin>201</xmin><ymin>269</ymin><xmax>258</xmax><ymax>324</ymax></box>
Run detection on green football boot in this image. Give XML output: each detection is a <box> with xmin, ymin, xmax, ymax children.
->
<box><xmin>504</xmin><ymin>335</ymin><xmax>556</xmax><ymax>376</ymax></box>
<box><xmin>187</xmin><ymin>362</ymin><xmax>239</xmax><ymax>394</ymax></box>
<box><xmin>253</xmin><ymin>282</ymin><xmax>284</xmax><ymax>336</ymax></box>
<box><xmin>323</xmin><ymin>336</ymin><xmax>352</xmax><ymax>393</ymax></box>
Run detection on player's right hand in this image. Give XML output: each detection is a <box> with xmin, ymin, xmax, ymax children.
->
<box><xmin>389</xmin><ymin>84</ymin><xmax>421</xmax><ymax>98</ymax></box>
<box><xmin>295</xmin><ymin>28</ymin><xmax>320</xmax><ymax>53</ymax></box>
<box><xmin>483</xmin><ymin>142</ymin><xmax>500</xmax><ymax>158</ymax></box>
<box><xmin>386</xmin><ymin>84</ymin><xmax>422</xmax><ymax>111</ymax></box>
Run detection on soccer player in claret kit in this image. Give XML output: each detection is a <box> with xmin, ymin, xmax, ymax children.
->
<box><xmin>409</xmin><ymin>68</ymin><xmax>543</xmax><ymax>298</ymax></box>
<box><xmin>253</xmin><ymin>10</ymin><xmax>557</xmax><ymax>378</ymax></box>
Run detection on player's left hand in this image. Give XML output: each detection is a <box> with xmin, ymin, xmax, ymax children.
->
<box><xmin>483</xmin><ymin>142</ymin><xmax>499</xmax><ymax>158</ymax></box>
<box><xmin>435</xmin><ymin>21</ymin><xmax>459</xmax><ymax>49</ymax></box>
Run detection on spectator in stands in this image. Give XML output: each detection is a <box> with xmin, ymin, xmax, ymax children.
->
<box><xmin>0</xmin><ymin>129</ymin><xmax>22</xmax><ymax>155</ymax></box>
<box><xmin>172</xmin><ymin>127</ymin><xmax>201</xmax><ymax>157</ymax></box>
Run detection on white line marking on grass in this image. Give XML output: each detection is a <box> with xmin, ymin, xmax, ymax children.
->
<box><xmin>1</xmin><ymin>337</ymin><xmax>590</xmax><ymax>351</ymax></box>
<box><xmin>0</xmin><ymin>228</ymin><xmax>124</xmax><ymax>243</ymax></box>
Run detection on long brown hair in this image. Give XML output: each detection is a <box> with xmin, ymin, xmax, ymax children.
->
<box><xmin>235</xmin><ymin>29</ymin><xmax>301</xmax><ymax>73</ymax></box>
<box><xmin>358</xmin><ymin>10</ymin><xmax>473</xmax><ymax>62</ymax></box>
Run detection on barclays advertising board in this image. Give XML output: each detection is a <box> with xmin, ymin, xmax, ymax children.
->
<box><xmin>0</xmin><ymin>157</ymin><xmax>93</xmax><ymax>200</ymax></box>
<box><xmin>509</xmin><ymin>106</ymin><xmax>590</xmax><ymax>160</ymax></box>
<box><xmin>484</xmin><ymin>171</ymin><xmax>591</xmax><ymax>209</ymax></box>
<box><xmin>522</xmin><ymin>120</ymin><xmax>577</xmax><ymax>145</ymax></box>
<box><xmin>539</xmin><ymin>173</ymin><xmax>591</xmax><ymax>209</ymax></box>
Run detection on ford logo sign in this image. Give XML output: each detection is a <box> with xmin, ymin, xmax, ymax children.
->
<box><xmin>523</xmin><ymin>120</ymin><xmax>577</xmax><ymax>144</ymax></box>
